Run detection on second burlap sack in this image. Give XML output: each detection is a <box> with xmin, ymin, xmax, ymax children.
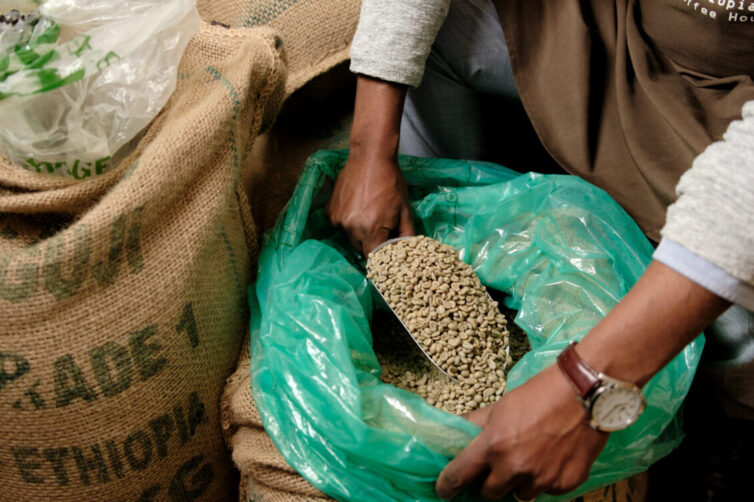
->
<box><xmin>0</xmin><ymin>23</ymin><xmax>286</xmax><ymax>502</ymax></box>
<box><xmin>197</xmin><ymin>0</ymin><xmax>361</xmax><ymax>96</ymax></box>
<box><xmin>222</xmin><ymin>338</ymin><xmax>332</xmax><ymax>502</ymax></box>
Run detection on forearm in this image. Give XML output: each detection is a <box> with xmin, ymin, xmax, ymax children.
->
<box><xmin>654</xmin><ymin>238</ymin><xmax>754</xmax><ymax>310</ymax></box>
<box><xmin>576</xmin><ymin>260</ymin><xmax>730</xmax><ymax>387</ymax></box>
<box><xmin>579</xmin><ymin>102</ymin><xmax>754</xmax><ymax>385</ymax></box>
<box><xmin>349</xmin><ymin>75</ymin><xmax>407</xmax><ymax>160</ymax></box>
<box><xmin>326</xmin><ymin>76</ymin><xmax>414</xmax><ymax>255</ymax></box>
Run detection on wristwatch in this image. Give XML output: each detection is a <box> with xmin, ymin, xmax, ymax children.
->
<box><xmin>556</xmin><ymin>341</ymin><xmax>645</xmax><ymax>432</ymax></box>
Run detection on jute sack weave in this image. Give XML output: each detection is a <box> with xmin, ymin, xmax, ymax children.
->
<box><xmin>222</xmin><ymin>339</ymin><xmax>332</xmax><ymax>502</ymax></box>
<box><xmin>197</xmin><ymin>0</ymin><xmax>361</xmax><ymax>96</ymax></box>
<box><xmin>0</xmin><ymin>22</ymin><xmax>286</xmax><ymax>502</ymax></box>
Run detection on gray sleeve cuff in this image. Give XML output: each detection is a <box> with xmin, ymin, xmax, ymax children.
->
<box><xmin>654</xmin><ymin>238</ymin><xmax>754</xmax><ymax>311</ymax></box>
<box><xmin>350</xmin><ymin>57</ymin><xmax>425</xmax><ymax>88</ymax></box>
<box><xmin>661</xmin><ymin>101</ymin><xmax>754</xmax><ymax>285</ymax></box>
<box><xmin>349</xmin><ymin>0</ymin><xmax>450</xmax><ymax>88</ymax></box>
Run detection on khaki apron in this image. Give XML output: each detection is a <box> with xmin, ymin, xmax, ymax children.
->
<box><xmin>495</xmin><ymin>0</ymin><xmax>754</xmax><ymax>241</ymax></box>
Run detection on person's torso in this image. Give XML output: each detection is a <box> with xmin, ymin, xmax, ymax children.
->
<box><xmin>495</xmin><ymin>0</ymin><xmax>754</xmax><ymax>240</ymax></box>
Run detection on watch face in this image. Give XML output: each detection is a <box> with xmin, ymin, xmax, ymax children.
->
<box><xmin>590</xmin><ymin>384</ymin><xmax>644</xmax><ymax>431</ymax></box>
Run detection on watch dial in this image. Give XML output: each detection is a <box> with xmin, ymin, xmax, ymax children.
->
<box><xmin>591</xmin><ymin>386</ymin><xmax>643</xmax><ymax>431</ymax></box>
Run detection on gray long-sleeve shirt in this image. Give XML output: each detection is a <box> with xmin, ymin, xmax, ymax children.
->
<box><xmin>350</xmin><ymin>0</ymin><xmax>449</xmax><ymax>87</ymax></box>
<box><xmin>655</xmin><ymin>101</ymin><xmax>754</xmax><ymax>310</ymax></box>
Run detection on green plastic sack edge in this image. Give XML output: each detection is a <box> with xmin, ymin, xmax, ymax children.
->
<box><xmin>248</xmin><ymin>149</ymin><xmax>703</xmax><ymax>501</ymax></box>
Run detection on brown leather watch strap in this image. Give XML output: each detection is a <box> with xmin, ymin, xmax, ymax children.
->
<box><xmin>557</xmin><ymin>342</ymin><xmax>601</xmax><ymax>399</ymax></box>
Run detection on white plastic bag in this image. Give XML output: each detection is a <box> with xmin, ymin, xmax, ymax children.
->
<box><xmin>0</xmin><ymin>0</ymin><xmax>200</xmax><ymax>179</ymax></box>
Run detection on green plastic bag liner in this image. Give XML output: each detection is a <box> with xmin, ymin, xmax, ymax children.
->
<box><xmin>248</xmin><ymin>149</ymin><xmax>703</xmax><ymax>501</ymax></box>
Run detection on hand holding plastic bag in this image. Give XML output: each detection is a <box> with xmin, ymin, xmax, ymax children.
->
<box><xmin>249</xmin><ymin>150</ymin><xmax>703</xmax><ymax>501</ymax></box>
<box><xmin>0</xmin><ymin>0</ymin><xmax>200</xmax><ymax>178</ymax></box>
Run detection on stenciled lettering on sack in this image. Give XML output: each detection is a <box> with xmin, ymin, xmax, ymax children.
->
<box><xmin>137</xmin><ymin>454</ymin><xmax>214</xmax><ymax>502</ymax></box>
<box><xmin>1</xmin><ymin>352</ymin><xmax>31</xmax><ymax>392</ymax></box>
<box><xmin>0</xmin><ymin>246</ymin><xmax>41</xmax><ymax>303</ymax></box>
<box><xmin>24</xmin><ymin>156</ymin><xmax>111</xmax><ymax>180</ymax></box>
<box><xmin>4</xmin><ymin>324</ymin><xmax>168</xmax><ymax>414</ymax></box>
<box><xmin>53</xmin><ymin>324</ymin><xmax>167</xmax><ymax>408</ymax></box>
<box><xmin>43</xmin><ymin>224</ymin><xmax>91</xmax><ymax>301</ymax></box>
<box><xmin>167</xmin><ymin>454</ymin><xmax>214</xmax><ymax>502</ymax></box>
<box><xmin>2</xmin><ymin>353</ymin><xmax>50</xmax><ymax>410</ymax></box>
<box><xmin>9</xmin><ymin>391</ymin><xmax>211</xmax><ymax>493</ymax></box>
<box><xmin>176</xmin><ymin>303</ymin><xmax>201</xmax><ymax>349</ymax></box>
<box><xmin>4</xmin><ymin>301</ymin><xmax>201</xmax><ymax>411</ymax></box>
<box><xmin>0</xmin><ymin>207</ymin><xmax>144</xmax><ymax>303</ymax></box>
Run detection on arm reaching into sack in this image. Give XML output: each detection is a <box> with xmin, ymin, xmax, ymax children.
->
<box><xmin>437</xmin><ymin>261</ymin><xmax>730</xmax><ymax>501</ymax></box>
<box><xmin>437</xmin><ymin>100</ymin><xmax>754</xmax><ymax>501</ymax></box>
<box><xmin>325</xmin><ymin>76</ymin><xmax>414</xmax><ymax>255</ymax></box>
<box><xmin>327</xmin><ymin>0</ymin><xmax>450</xmax><ymax>254</ymax></box>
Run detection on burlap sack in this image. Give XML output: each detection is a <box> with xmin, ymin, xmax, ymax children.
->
<box><xmin>222</xmin><ymin>338</ymin><xmax>332</xmax><ymax>502</ymax></box>
<box><xmin>197</xmin><ymin>0</ymin><xmax>361</xmax><ymax>96</ymax></box>
<box><xmin>205</xmin><ymin>2</ymin><xmax>358</xmax><ymax>500</ymax></box>
<box><xmin>0</xmin><ymin>21</ymin><xmax>286</xmax><ymax>502</ymax></box>
<box><xmin>244</xmin><ymin>64</ymin><xmax>355</xmax><ymax>234</ymax></box>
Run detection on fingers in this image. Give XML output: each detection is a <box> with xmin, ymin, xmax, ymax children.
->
<box><xmin>326</xmin><ymin>190</ymin><xmax>409</xmax><ymax>257</ymax></box>
<box><xmin>436</xmin><ymin>367</ymin><xmax>607</xmax><ymax>501</ymax></box>
<box><xmin>479</xmin><ymin>472</ymin><xmax>521</xmax><ymax>501</ymax></box>
<box><xmin>354</xmin><ymin>201</ymin><xmax>414</xmax><ymax>256</ymax></box>
<box><xmin>327</xmin><ymin>200</ymin><xmax>386</xmax><ymax>257</ymax></box>
<box><xmin>544</xmin><ymin>461</ymin><xmax>591</xmax><ymax>495</ymax></box>
<box><xmin>362</xmin><ymin>227</ymin><xmax>391</xmax><ymax>256</ymax></box>
<box><xmin>507</xmin><ymin>478</ymin><xmax>540</xmax><ymax>502</ymax></box>
<box><xmin>345</xmin><ymin>232</ymin><xmax>364</xmax><ymax>257</ymax></box>
<box><xmin>398</xmin><ymin>203</ymin><xmax>415</xmax><ymax>237</ymax></box>
<box><xmin>436</xmin><ymin>435</ymin><xmax>489</xmax><ymax>500</ymax></box>
<box><xmin>324</xmin><ymin>152</ymin><xmax>415</xmax><ymax>256</ymax></box>
<box><xmin>363</xmin><ymin>203</ymin><xmax>413</xmax><ymax>255</ymax></box>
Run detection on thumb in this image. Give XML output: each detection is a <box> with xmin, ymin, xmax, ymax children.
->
<box><xmin>436</xmin><ymin>433</ymin><xmax>489</xmax><ymax>500</ymax></box>
<box><xmin>363</xmin><ymin>226</ymin><xmax>391</xmax><ymax>256</ymax></box>
<box><xmin>398</xmin><ymin>203</ymin><xmax>415</xmax><ymax>237</ymax></box>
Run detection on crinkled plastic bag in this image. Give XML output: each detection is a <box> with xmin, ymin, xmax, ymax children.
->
<box><xmin>0</xmin><ymin>0</ymin><xmax>200</xmax><ymax>178</ymax></box>
<box><xmin>249</xmin><ymin>150</ymin><xmax>703</xmax><ymax>501</ymax></box>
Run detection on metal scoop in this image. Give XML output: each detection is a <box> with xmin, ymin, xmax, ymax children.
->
<box><xmin>367</xmin><ymin>237</ymin><xmax>459</xmax><ymax>381</ymax></box>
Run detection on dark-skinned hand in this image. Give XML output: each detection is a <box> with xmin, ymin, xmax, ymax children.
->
<box><xmin>438</xmin><ymin>365</ymin><xmax>608</xmax><ymax>501</ymax></box>
<box><xmin>325</xmin><ymin>151</ymin><xmax>415</xmax><ymax>256</ymax></box>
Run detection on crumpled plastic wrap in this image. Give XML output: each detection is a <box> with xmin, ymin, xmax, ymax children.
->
<box><xmin>0</xmin><ymin>0</ymin><xmax>200</xmax><ymax>178</ymax></box>
<box><xmin>248</xmin><ymin>149</ymin><xmax>703</xmax><ymax>501</ymax></box>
